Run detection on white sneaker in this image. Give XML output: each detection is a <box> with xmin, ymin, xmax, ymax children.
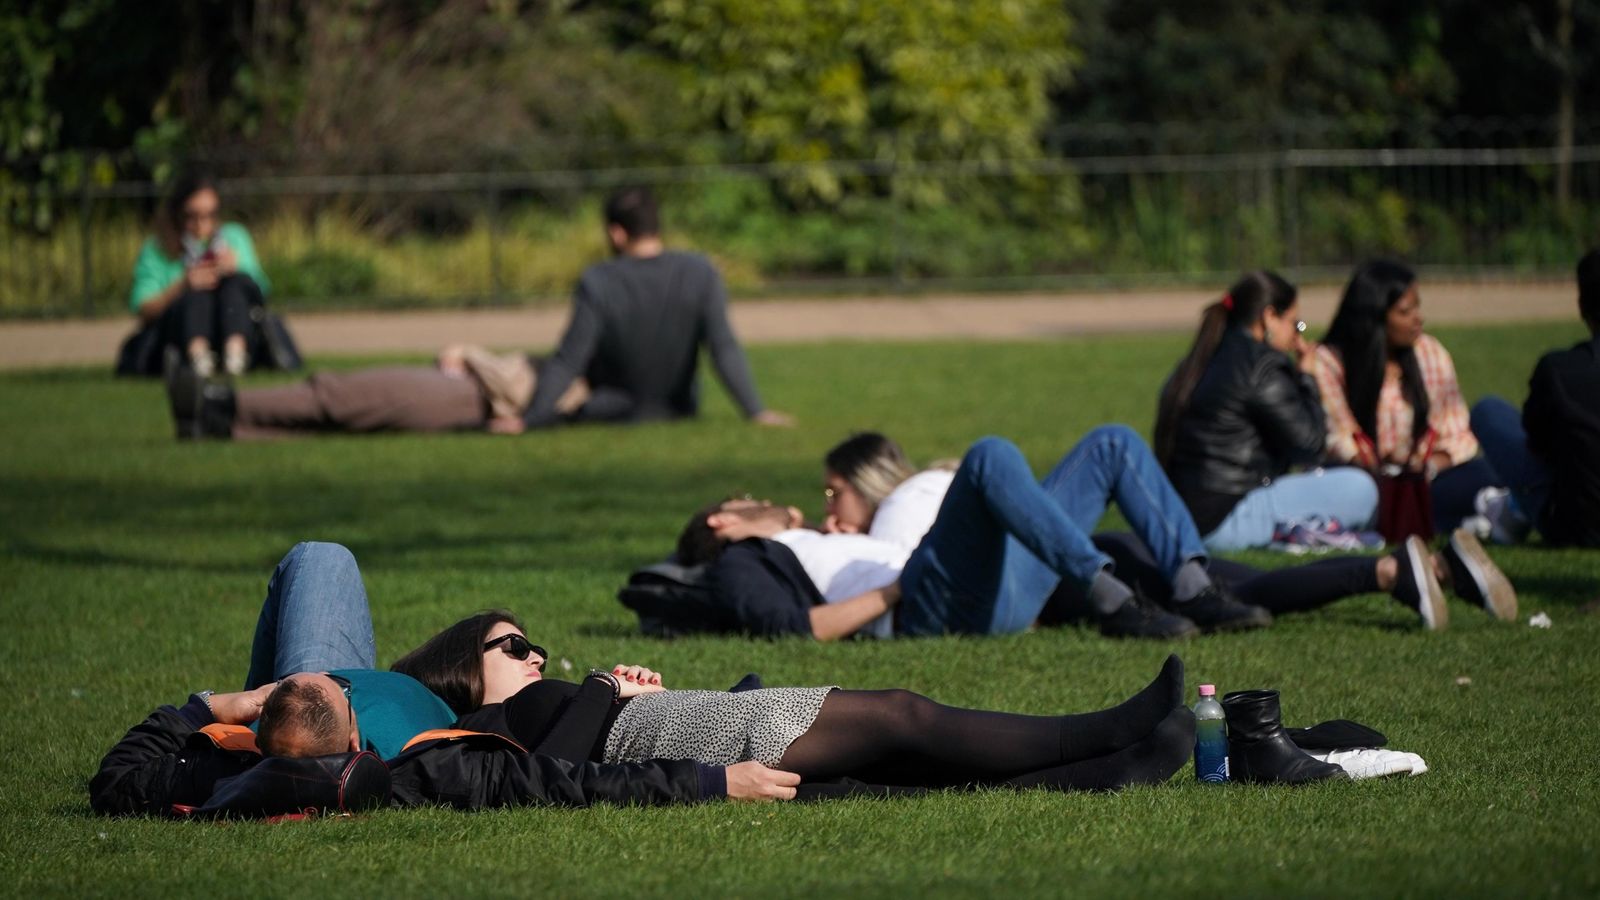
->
<box><xmin>1473</xmin><ymin>487</ymin><xmax>1530</xmax><ymax>545</ymax></box>
<box><xmin>224</xmin><ymin>346</ymin><xmax>248</xmax><ymax>377</ymax></box>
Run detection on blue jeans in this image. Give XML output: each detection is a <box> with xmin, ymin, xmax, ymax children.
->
<box><xmin>1470</xmin><ymin>396</ymin><xmax>1551</xmax><ymax>524</ymax></box>
<box><xmin>243</xmin><ymin>542</ymin><xmax>377</xmax><ymax>689</ymax></box>
<box><xmin>1203</xmin><ymin>468</ymin><xmax>1379</xmax><ymax>550</ymax></box>
<box><xmin>898</xmin><ymin>427</ymin><xmax>1208</xmax><ymax>636</ymax></box>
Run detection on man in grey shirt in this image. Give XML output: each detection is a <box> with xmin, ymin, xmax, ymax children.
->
<box><xmin>501</xmin><ymin>187</ymin><xmax>793</xmax><ymax>432</ymax></box>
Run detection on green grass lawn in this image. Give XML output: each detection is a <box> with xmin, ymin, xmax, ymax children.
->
<box><xmin>2</xmin><ymin>321</ymin><xmax>1597</xmax><ymax>898</ymax></box>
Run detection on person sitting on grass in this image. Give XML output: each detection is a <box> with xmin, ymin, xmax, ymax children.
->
<box><xmin>1153</xmin><ymin>270</ymin><xmax>1378</xmax><ymax>550</ymax></box>
<box><xmin>390</xmin><ymin>611</ymin><xmax>1197</xmax><ymax>793</ymax></box>
<box><xmin>500</xmin><ymin>185</ymin><xmax>794</xmax><ymax>433</ymax></box>
<box><xmin>90</xmin><ymin>542</ymin><xmax>804</xmax><ymax>816</ymax></box>
<box><xmin>1464</xmin><ymin>250</ymin><xmax>1600</xmax><ymax>548</ymax></box>
<box><xmin>815</xmin><ymin>433</ymin><xmax>1516</xmax><ymax>632</ymax></box>
<box><xmin>1312</xmin><ymin>259</ymin><xmax>1512</xmax><ymax>534</ymax></box>
<box><xmin>120</xmin><ymin>169</ymin><xmax>278</xmax><ymax>378</ymax></box>
<box><xmin>678</xmin><ymin>427</ymin><xmax>1276</xmax><ymax>641</ymax></box>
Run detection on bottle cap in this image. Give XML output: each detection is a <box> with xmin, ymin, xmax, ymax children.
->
<box><xmin>1198</xmin><ymin>684</ymin><xmax>1216</xmax><ymax>696</ymax></box>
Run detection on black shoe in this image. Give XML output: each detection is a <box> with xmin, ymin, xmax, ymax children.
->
<box><xmin>1390</xmin><ymin>535</ymin><xmax>1448</xmax><ymax>630</ymax></box>
<box><xmin>1176</xmin><ymin>584</ymin><xmax>1272</xmax><ymax>633</ymax></box>
<box><xmin>1222</xmin><ymin>689</ymin><xmax>1347</xmax><ymax>784</ymax></box>
<box><xmin>166</xmin><ymin>357</ymin><xmax>235</xmax><ymax>441</ymax></box>
<box><xmin>1099</xmin><ymin>590</ymin><xmax>1199</xmax><ymax>640</ymax></box>
<box><xmin>1442</xmin><ymin>528</ymin><xmax>1517</xmax><ymax>622</ymax></box>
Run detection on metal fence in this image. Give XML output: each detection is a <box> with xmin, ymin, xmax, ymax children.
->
<box><xmin>4</xmin><ymin>120</ymin><xmax>1596</xmax><ymax>318</ymax></box>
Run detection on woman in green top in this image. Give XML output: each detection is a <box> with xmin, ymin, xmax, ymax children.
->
<box><xmin>128</xmin><ymin>170</ymin><xmax>272</xmax><ymax>377</ymax></box>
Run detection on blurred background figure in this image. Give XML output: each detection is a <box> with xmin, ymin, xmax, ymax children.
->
<box><xmin>117</xmin><ymin>169</ymin><xmax>295</xmax><ymax>378</ymax></box>
<box><xmin>1312</xmin><ymin>260</ymin><xmax>1508</xmax><ymax>537</ymax></box>
<box><xmin>1154</xmin><ymin>270</ymin><xmax>1377</xmax><ymax>551</ymax></box>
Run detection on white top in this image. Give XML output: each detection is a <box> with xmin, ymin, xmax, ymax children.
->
<box><xmin>772</xmin><ymin>529</ymin><xmax>906</xmax><ymax>639</ymax></box>
<box><xmin>869</xmin><ymin>469</ymin><xmax>955</xmax><ymax>551</ymax></box>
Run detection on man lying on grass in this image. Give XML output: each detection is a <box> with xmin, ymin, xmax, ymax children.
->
<box><xmin>90</xmin><ymin>542</ymin><xmax>800</xmax><ymax>816</ymax></box>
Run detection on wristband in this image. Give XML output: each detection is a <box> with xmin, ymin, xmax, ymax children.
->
<box><xmin>588</xmin><ymin>670</ymin><xmax>622</xmax><ymax>703</ymax></box>
<box><xmin>197</xmin><ymin>690</ymin><xmax>216</xmax><ymax>713</ymax></box>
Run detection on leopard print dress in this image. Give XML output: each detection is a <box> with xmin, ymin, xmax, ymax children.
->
<box><xmin>602</xmin><ymin>686</ymin><xmax>837</xmax><ymax>767</ymax></box>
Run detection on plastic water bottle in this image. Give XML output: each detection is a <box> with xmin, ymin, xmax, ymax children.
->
<box><xmin>1193</xmin><ymin>684</ymin><xmax>1229</xmax><ymax>783</ymax></box>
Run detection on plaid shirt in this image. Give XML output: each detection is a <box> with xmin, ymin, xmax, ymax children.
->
<box><xmin>1313</xmin><ymin>333</ymin><xmax>1479</xmax><ymax>470</ymax></box>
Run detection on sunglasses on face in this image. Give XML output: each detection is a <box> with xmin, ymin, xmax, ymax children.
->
<box><xmin>484</xmin><ymin>633</ymin><xmax>548</xmax><ymax>671</ymax></box>
<box><xmin>325</xmin><ymin>672</ymin><xmax>356</xmax><ymax>725</ymax></box>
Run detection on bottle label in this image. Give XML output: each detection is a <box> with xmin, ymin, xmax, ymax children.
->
<box><xmin>1197</xmin><ymin>756</ymin><xmax>1229</xmax><ymax>783</ymax></box>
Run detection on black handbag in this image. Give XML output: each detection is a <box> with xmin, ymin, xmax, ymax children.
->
<box><xmin>174</xmin><ymin>750</ymin><xmax>391</xmax><ymax>820</ymax></box>
<box><xmin>251</xmin><ymin>305</ymin><xmax>304</xmax><ymax>372</ymax></box>
<box><xmin>114</xmin><ymin>324</ymin><xmax>165</xmax><ymax>376</ymax></box>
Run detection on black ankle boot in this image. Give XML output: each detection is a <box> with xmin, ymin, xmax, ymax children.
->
<box><xmin>197</xmin><ymin>378</ymin><xmax>236</xmax><ymax>439</ymax></box>
<box><xmin>1222</xmin><ymin>690</ymin><xmax>1346</xmax><ymax>784</ymax></box>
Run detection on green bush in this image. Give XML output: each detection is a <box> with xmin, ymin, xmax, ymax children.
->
<box><xmin>266</xmin><ymin>249</ymin><xmax>378</xmax><ymax>304</ymax></box>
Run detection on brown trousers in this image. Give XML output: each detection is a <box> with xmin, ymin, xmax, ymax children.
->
<box><xmin>234</xmin><ymin>367</ymin><xmax>486</xmax><ymax>440</ymax></box>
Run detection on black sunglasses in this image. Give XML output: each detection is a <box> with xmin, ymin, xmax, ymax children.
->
<box><xmin>484</xmin><ymin>633</ymin><xmax>548</xmax><ymax>671</ymax></box>
<box><xmin>325</xmin><ymin>672</ymin><xmax>355</xmax><ymax>725</ymax></box>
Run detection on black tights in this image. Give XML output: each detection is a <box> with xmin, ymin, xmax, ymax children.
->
<box><xmin>778</xmin><ymin>655</ymin><xmax>1184</xmax><ymax>788</ymax></box>
<box><xmin>779</xmin><ymin>690</ymin><xmax>1064</xmax><ymax>784</ymax></box>
<box><xmin>1089</xmin><ymin>532</ymin><xmax>1382</xmax><ymax>616</ymax></box>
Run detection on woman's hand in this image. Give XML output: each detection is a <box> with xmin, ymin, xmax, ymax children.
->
<box><xmin>1294</xmin><ymin>333</ymin><xmax>1320</xmax><ymax>375</ymax></box>
<box><xmin>185</xmin><ymin>262</ymin><xmax>220</xmax><ymax>292</ymax></box>
<box><xmin>724</xmin><ymin>761</ymin><xmax>800</xmax><ymax>801</ymax></box>
<box><xmin>611</xmin><ymin>664</ymin><xmax>666</xmax><ymax>698</ymax></box>
<box><xmin>212</xmin><ymin>246</ymin><xmax>239</xmax><ymax>276</ymax></box>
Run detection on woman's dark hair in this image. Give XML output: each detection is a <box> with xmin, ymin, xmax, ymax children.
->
<box><xmin>1322</xmin><ymin>259</ymin><xmax>1430</xmax><ymax>444</ymax></box>
<box><xmin>824</xmin><ymin>432</ymin><xmax>915</xmax><ymax>510</ymax></box>
<box><xmin>1153</xmin><ymin>270</ymin><xmax>1298</xmax><ymax>466</ymax></box>
<box><xmin>391</xmin><ymin>610</ymin><xmax>523</xmax><ymax>716</ymax></box>
<box><xmin>155</xmin><ymin>168</ymin><xmax>220</xmax><ymax>258</ymax></box>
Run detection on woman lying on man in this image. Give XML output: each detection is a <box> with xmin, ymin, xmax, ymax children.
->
<box><xmin>811</xmin><ymin>432</ymin><xmax>1514</xmax><ymax>633</ymax></box>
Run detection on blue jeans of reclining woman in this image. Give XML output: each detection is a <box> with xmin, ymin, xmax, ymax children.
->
<box><xmin>243</xmin><ymin>541</ymin><xmax>376</xmax><ymax>688</ymax></box>
<box><xmin>1202</xmin><ymin>468</ymin><xmax>1380</xmax><ymax>551</ymax></box>
<box><xmin>896</xmin><ymin>426</ymin><xmax>1209</xmax><ymax>636</ymax></box>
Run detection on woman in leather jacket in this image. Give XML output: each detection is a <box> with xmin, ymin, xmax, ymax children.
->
<box><xmin>391</xmin><ymin>612</ymin><xmax>1198</xmax><ymax>793</ymax></box>
<box><xmin>1154</xmin><ymin>270</ymin><xmax>1379</xmax><ymax>550</ymax></box>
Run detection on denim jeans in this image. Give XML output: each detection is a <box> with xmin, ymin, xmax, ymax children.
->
<box><xmin>1470</xmin><ymin>396</ymin><xmax>1551</xmax><ymax>523</ymax></box>
<box><xmin>898</xmin><ymin>427</ymin><xmax>1208</xmax><ymax>636</ymax></box>
<box><xmin>243</xmin><ymin>542</ymin><xmax>377</xmax><ymax>689</ymax></box>
<box><xmin>1202</xmin><ymin>468</ymin><xmax>1379</xmax><ymax>550</ymax></box>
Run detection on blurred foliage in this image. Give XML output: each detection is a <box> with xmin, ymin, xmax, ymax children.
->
<box><xmin>644</xmin><ymin>0</ymin><xmax>1073</xmax><ymax>205</ymax></box>
<box><xmin>1</xmin><ymin>0</ymin><xmax>1599</xmax><ymax>314</ymax></box>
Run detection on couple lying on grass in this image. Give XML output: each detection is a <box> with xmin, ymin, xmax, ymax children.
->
<box><xmin>92</xmin><ymin>542</ymin><xmax>1203</xmax><ymax>817</ymax></box>
<box><xmin>665</xmin><ymin>427</ymin><xmax>1516</xmax><ymax>641</ymax></box>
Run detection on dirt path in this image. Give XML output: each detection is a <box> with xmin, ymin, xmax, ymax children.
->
<box><xmin>0</xmin><ymin>281</ymin><xmax>1578</xmax><ymax>370</ymax></box>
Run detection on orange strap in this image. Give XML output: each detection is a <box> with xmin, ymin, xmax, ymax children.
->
<box><xmin>198</xmin><ymin>723</ymin><xmax>261</xmax><ymax>753</ymax></box>
<box><xmin>401</xmin><ymin>728</ymin><xmax>526</xmax><ymax>753</ymax></box>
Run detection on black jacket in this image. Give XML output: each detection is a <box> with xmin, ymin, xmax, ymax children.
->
<box><xmin>89</xmin><ymin>695</ymin><xmax>715</xmax><ymax>817</ymax></box>
<box><xmin>708</xmin><ymin>538</ymin><xmax>825</xmax><ymax>637</ymax></box>
<box><xmin>1524</xmin><ymin>335</ymin><xmax>1600</xmax><ymax>547</ymax></box>
<box><xmin>1167</xmin><ymin>329</ymin><xmax>1327</xmax><ymax>533</ymax></box>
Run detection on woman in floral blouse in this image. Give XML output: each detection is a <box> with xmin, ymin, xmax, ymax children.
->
<box><xmin>1312</xmin><ymin>259</ymin><xmax>1506</xmax><ymax>531</ymax></box>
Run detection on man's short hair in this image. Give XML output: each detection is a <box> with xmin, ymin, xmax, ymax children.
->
<box><xmin>676</xmin><ymin>500</ymin><xmax>729</xmax><ymax>567</ymax></box>
<box><xmin>257</xmin><ymin>678</ymin><xmax>346</xmax><ymax>758</ymax></box>
<box><xmin>1579</xmin><ymin>249</ymin><xmax>1600</xmax><ymax>327</ymax></box>
<box><xmin>604</xmin><ymin>187</ymin><xmax>660</xmax><ymax>239</ymax></box>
